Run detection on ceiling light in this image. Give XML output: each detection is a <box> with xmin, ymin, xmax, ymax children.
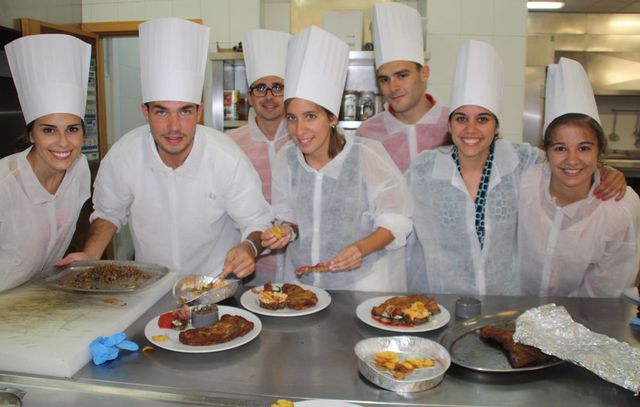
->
<box><xmin>527</xmin><ymin>1</ymin><xmax>565</xmax><ymax>10</ymax></box>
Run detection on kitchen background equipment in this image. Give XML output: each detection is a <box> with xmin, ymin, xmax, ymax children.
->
<box><xmin>609</xmin><ymin>110</ymin><xmax>620</xmax><ymax>141</ymax></box>
<box><xmin>0</xmin><ymin>274</ymin><xmax>176</xmax><ymax>378</ymax></box>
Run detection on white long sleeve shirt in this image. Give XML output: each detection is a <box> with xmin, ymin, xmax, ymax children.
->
<box><xmin>518</xmin><ymin>163</ymin><xmax>640</xmax><ymax>297</ymax></box>
<box><xmin>91</xmin><ymin>124</ymin><xmax>272</xmax><ymax>276</ymax></box>
<box><xmin>0</xmin><ymin>148</ymin><xmax>90</xmax><ymax>292</ymax></box>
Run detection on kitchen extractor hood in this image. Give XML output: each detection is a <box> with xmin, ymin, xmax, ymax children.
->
<box><xmin>556</xmin><ymin>51</ymin><xmax>640</xmax><ymax>96</ymax></box>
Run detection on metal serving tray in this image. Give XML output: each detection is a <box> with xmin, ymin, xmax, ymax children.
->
<box><xmin>438</xmin><ymin>310</ymin><xmax>563</xmax><ymax>373</ymax></box>
<box><xmin>35</xmin><ymin>260</ymin><xmax>169</xmax><ymax>293</ymax></box>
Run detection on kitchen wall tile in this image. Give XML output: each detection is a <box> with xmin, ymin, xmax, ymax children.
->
<box><xmin>501</xmin><ymin>85</ymin><xmax>525</xmax><ymax>141</ymax></box>
<box><xmin>117</xmin><ymin>1</ymin><xmax>145</xmax><ymax>21</ymax></box>
<box><xmin>202</xmin><ymin>0</ymin><xmax>230</xmax><ymax>44</ymax></box>
<box><xmin>426</xmin><ymin>83</ymin><xmax>451</xmax><ymax>107</ymax></box>
<box><xmin>493</xmin><ymin>35</ymin><xmax>526</xmax><ymax>86</ymax></box>
<box><xmin>460</xmin><ymin>0</ymin><xmax>494</xmax><ymax>36</ymax></box>
<box><xmin>144</xmin><ymin>0</ymin><xmax>172</xmax><ymax>19</ymax></box>
<box><xmin>228</xmin><ymin>0</ymin><xmax>260</xmax><ymax>43</ymax></box>
<box><xmin>90</xmin><ymin>3</ymin><xmax>119</xmax><ymax>21</ymax></box>
<box><xmin>171</xmin><ymin>0</ymin><xmax>200</xmax><ymax>19</ymax></box>
<box><xmin>493</xmin><ymin>0</ymin><xmax>526</xmax><ymax>36</ymax></box>
<box><xmin>82</xmin><ymin>3</ymin><xmax>93</xmax><ymax>22</ymax></box>
<box><xmin>264</xmin><ymin>1</ymin><xmax>290</xmax><ymax>32</ymax></box>
<box><xmin>427</xmin><ymin>34</ymin><xmax>462</xmax><ymax>86</ymax></box>
<box><xmin>426</xmin><ymin>0</ymin><xmax>460</xmax><ymax>35</ymax></box>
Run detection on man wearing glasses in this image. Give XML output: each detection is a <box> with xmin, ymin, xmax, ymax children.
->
<box><xmin>227</xmin><ymin>29</ymin><xmax>291</xmax><ymax>284</ymax></box>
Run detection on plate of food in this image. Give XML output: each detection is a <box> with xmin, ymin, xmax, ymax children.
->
<box><xmin>623</xmin><ymin>286</ymin><xmax>640</xmax><ymax>304</ymax></box>
<box><xmin>36</xmin><ymin>260</ymin><xmax>168</xmax><ymax>293</ymax></box>
<box><xmin>240</xmin><ymin>282</ymin><xmax>331</xmax><ymax>317</ymax></box>
<box><xmin>355</xmin><ymin>336</ymin><xmax>450</xmax><ymax>393</ymax></box>
<box><xmin>144</xmin><ymin>305</ymin><xmax>261</xmax><ymax>353</ymax></box>
<box><xmin>438</xmin><ymin>309</ymin><xmax>561</xmax><ymax>372</ymax></box>
<box><xmin>355</xmin><ymin>295</ymin><xmax>450</xmax><ymax>333</ymax></box>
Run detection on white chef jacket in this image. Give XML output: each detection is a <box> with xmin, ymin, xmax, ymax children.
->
<box><xmin>407</xmin><ymin>139</ymin><xmax>543</xmax><ymax>295</ymax></box>
<box><xmin>227</xmin><ymin>109</ymin><xmax>290</xmax><ymax>285</ymax></box>
<box><xmin>356</xmin><ymin>94</ymin><xmax>449</xmax><ymax>172</ymax></box>
<box><xmin>0</xmin><ymin>147</ymin><xmax>90</xmax><ymax>292</ymax></box>
<box><xmin>518</xmin><ymin>163</ymin><xmax>640</xmax><ymax>298</ymax></box>
<box><xmin>272</xmin><ymin>133</ymin><xmax>413</xmax><ymax>291</ymax></box>
<box><xmin>90</xmin><ymin>124</ymin><xmax>272</xmax><ymax>276</ymax></box>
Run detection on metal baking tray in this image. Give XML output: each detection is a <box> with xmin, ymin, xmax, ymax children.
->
<box><xmin>438</xmin><ymin>310</ymin><xmax>563</xmax><ymax>373</ymax></box>
<box><xmin>35</xmin><ymin>260</ymin><xmax>169</xmax><ymax>293</ymax></box>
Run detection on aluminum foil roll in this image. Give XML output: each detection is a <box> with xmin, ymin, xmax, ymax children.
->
<box><xmin>513</xmin><ymin>303</ymin><xmax>640</xmax><ymax>394</ymax></box>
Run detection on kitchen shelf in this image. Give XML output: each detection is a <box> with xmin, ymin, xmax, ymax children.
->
<box><xmin>210</xmin><ymin>51</ymin><xmax>430</xmax><ymax>131</ymax></box>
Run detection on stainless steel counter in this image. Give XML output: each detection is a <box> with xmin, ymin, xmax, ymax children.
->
<box><xmin>2</xmin><ymin>289</ymin><xmax>639</xmax><ymax>406</ymax></box>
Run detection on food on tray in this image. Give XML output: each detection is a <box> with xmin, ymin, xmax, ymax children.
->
<box><xmin>259</xmin><ymin>290</ymin><xmax>288</xmax><ymax>310</ymax></box>
<box><xmin>58</xmin><ymin>263</ymin><xmax>151</xmax><ymax>290</ymax></box>
<box><xmin>158</xmin><ymin>306</ymin><xmax>190</xmax><ymax>330</ymax></box>
<box><xmin>479</xmin><ymin>325</ymin><xmax>558</xmax><ymax>368</ymax></box>
<box><xmin>295</xmin><ymin>262</ymin><xmax>330</xmax><ymax>276</ymax></box>
<box><xmin>374</xmin><ymin>351</ymin><xmax>435</xmax><ymax>379</ymax></box>
<box><xmin>152</xmin><ymin>335</ymin><xmax>169</xmax><ymax>342</ymax></box>
<box><xmin>179</xmin><ymin>314</ymin><xmax>254</xmax><ymax>346</ymax></box>
<box><xmin>371</xmin><ymin>295</ymin><xmax>441</xmax><ymax>326</ymax></box>
<box><xmin>258</xmin><ymin>282</ymin><xmax>318</xmax><ymax>311</ymax></box>
<box><xmin>271</xmin><ymin>400</ymin><xmax>294</xmax><ymax>407</ymax></box>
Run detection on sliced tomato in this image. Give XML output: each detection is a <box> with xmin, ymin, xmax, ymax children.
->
<box><xmin>158</xmin><ymin>311</ymin><xmax>175</xmax><ymax>329</ymax></box>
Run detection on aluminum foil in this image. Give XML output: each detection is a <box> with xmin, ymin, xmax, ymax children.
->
<box><xmin>354</xmin><ymin>336</ymin><xmax>450</xmax><ymax>393</ymax></box>
<box><xmin>513</xmin><ymin>303</ymin><xmax>640</xmax><ymax>394</ymax></box>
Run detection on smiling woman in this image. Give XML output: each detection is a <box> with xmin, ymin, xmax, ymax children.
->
<box><xmin>0</xmin><ymin>34</ymin><xmax>91</xmax><ymax>293</ymax></box>
<box><xmin>517</xmin><ymin>58</ymin><xmax>640</xmax><ymax>298</ymax></box>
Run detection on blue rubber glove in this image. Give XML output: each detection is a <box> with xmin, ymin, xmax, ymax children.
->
<box><xmin>90</xmin><ymin>333</ymin><xmax>139</xmax><ymax>365</ymax></box>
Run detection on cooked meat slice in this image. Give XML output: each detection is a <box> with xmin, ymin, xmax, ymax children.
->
<box><xmin>295</xmin><ymin>263</ymin><xmax>330</xmax><ymax>276</ymax></box>
<box><xmin>479</xmin><ymin>325</ymin><xmax>557</xmax><ymax>368</ymax></box>
<box><xmin>179</xmin><ymin>314</ymin><xmax>254</xmax><ymax>346</ymax></box>
<box><xmin>282</xmin><ymin>283</ymin><xmax>318</xmax><ymax>310</ymax></box>
<box><xmin>371</xmin><ymin>295</ymin><xmax>441</xmax><ymax>326</ymax></box>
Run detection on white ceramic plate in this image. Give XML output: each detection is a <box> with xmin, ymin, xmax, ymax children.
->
<box><xmin>296</xmin><ymin>401</ymin><xmax>361</xmax><ymax>407</ymax></box>
<box><xmin>356</xmin><ymin>296</ymin><xmax>450</xmax><ymax>333</ymax></box>
<box><xmin>240</xmin><ymin>284</ymin><xmax>331</xmax><ymax>317</ymax></box>
<box><xmin>144</xmin><ymin>306</ymin><xmax>261</xmax><ymax>353</ymax></box>
<box><xmin>623</xmin><ymin>287</ymin><xmax>640</xmax><ymax>304</ymax></box>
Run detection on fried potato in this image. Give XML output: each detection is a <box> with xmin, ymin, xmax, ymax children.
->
<box><xmin>373</xmin><ymin>351</ymin><xmax>436</xmax><ymax>380</ymax></box>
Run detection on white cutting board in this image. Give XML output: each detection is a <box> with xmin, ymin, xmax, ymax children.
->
<box><xmin>0</xmin><ymin>273</ymin><xmax>177</xmax><ymax>378</ymax></box>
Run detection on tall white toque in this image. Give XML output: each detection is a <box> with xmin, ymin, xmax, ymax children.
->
<box><xmin>449</xmin><ymin>40</ymin><xmax>504</xmax><ymax>122</ymax></box>
<box><xmin>242</xmin><ymin>29</ymin><xmax>291</xmax><ymax>86</ymax></box>
<box><xmin>284</xmin><ymin>26</ymin><xmax>349</xmax><ymax>117</ymax></box>
<box><xmin>139</xmin><ymin>18</ymin><xmax>210</xmax><ymax>104</ymax></box>
<box><xmin>544</xmin><ymin>57</ymin><xmax>600</xmax><ymax>135</ymax></box>
<box><xmin>371</xmin><ymin>2</ymin><xmax>424</xmax><ymax>69</ymax></box>
<box><xmin>6</xmin><ymin>34</ymin><xmax>91</xmax><ymax>124</ymax></box>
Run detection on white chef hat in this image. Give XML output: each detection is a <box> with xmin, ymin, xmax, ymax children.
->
<box><xmin>242</xmin><ymin>29</ymin><xmax>291</xmax><ymax>86</ymax></box>
<box><xmin>284</xmin><ymin>26</ymin><xmax>349</xmax><ymax>117</ymax></box>
<box><xmin>449</xmin><ymin>40</ymin><xmax>504</xmax><ymax>121</ymax></box>
<box><xmin>5</xmin><ymin>34</ymin><xmax>91</xmax><ymax>124</ymax></box>
<box><xmin>544</xmin><ymin>57</ymin><xmax>600</xmax><ymax>135</ymax></box>
<box><xmin>371</xmin><ymin>2</ymin><xmax>424</xmax><ymax>69</ymax></box>
<box><xmin>139</xmin><ymin>18</ymin><xmax>210</xmax><ymax>104</ymax></box>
